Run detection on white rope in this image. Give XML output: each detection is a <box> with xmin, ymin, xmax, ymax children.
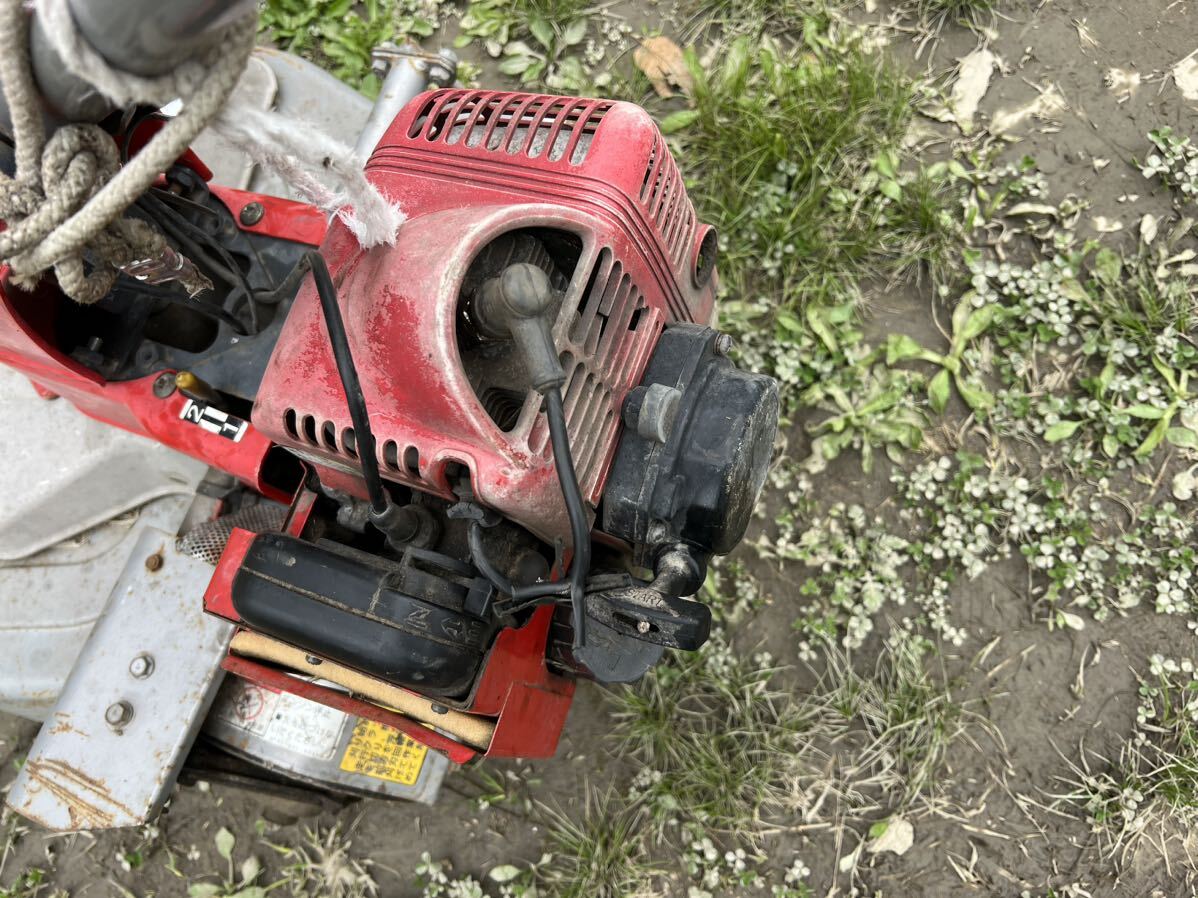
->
<box><xmin>0</xmin><ymin>0</ymin><xmax>403</xmax><ymax>304</ymax></box>
<box><xmin>36</xmin><ymin>0</ymin><xmax>405</xmax><ymax>249</ymax></box>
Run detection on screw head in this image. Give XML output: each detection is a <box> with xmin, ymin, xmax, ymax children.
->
<box><xmin>145</xmin><ymin>552</ymin><xmax>164</xmax><ymax>572</ymax></box>
<box><xmin>239</xmin><ymin>202</ymin><xmax>265</xmax><ymax>227</ymax></box>
<box><xmin>152</xmin><ymin>372</ymin><xmax>176</xmax><ymax>398</ymax></box>
<box><xmin>105</xmin><ymin>700</ymin><xmax>134</xmax><ymax>729</ymax></box>
<box><xmin>713</xmin><ymin>333</ymin><xmax>735</xmax><ymax>357</ymax></box>
<box><xmin>129</xmin><ymin>654</ymin><xmax>155</xmax><ymax>679</ymax></box>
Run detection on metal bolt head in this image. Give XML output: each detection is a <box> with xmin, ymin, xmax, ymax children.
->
<box><xmin>145</xmin><ymin>552</ymin><xmax>164</xmax><ymax>572</ymax></box>
<box><xmin>129</xmin><ymin>654</ymin><xmax>155</xmax><ymax>679</ymax></box>
<box><xmin>105</xmin><ymin>700</ymin><xmax>134</xmax><ymax>729</ymax></box>
<box><xmin>713</xmin><ymin>333</ymin><xmax>735</xmax><ymax>357</ymax></box>
<box><xmin>152</xmin><ymin>372</ymin><xmax>176</xmax><ymax>399</ymax></box>
<box><xmin>428</xmin><ymin>49</ymin><xmax>459</xmax><ymax>87</ymax></box>
<box><xmin>239</xmin><ymin>202</ymin><xmax>265</xmax><ymax>227</ymax></box>
<box><xmin>637</xmin><ymin>619</ymin><xmax>652</xmax><ymax>634</ymax></box>
<box><xmin>304</xmin><ymin>655</ymin><xmax>323</xmax><ymax>666</ymax></box>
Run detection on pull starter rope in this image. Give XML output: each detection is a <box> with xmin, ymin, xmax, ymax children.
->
<box><xmin>0</xmin><ymin>0</ymin><xmax>403</xmax><ymax>304</ymax></box>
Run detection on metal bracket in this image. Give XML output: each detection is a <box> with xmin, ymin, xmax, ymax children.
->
<box><xmin>5</xmin><ymin>529</ymin><xmax>233</xmax><ymax>831</ymax></box>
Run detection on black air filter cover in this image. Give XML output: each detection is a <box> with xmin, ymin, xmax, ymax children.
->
<box><xmin>602</xmin><ymin>325</ymin><xmax>779</xmax><ymax>561</ymax></box>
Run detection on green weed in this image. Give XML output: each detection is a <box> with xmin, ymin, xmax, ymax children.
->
<box><xmin>1060</xmin><ymin>654</ymin><xmax>1198</xmax><ymax>858</ymax></box>
<box><xmin>668</xmin><ymin>33</ymin><xmax>954</xmax><ymax>314</ymax></box>
<box><xmin>457</xmin><ymin>0</ymin><xmax>596</xmax><ymax>91</ymax></box>
<box><xmin>537</xmin><ymin>789</ymin><xmax>657</xmax><ymax>898</ymax></box>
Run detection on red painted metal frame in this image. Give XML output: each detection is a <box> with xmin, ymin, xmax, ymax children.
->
<box><xmin>0</xmin><ymin>186</ymin><xmax>327</xmax><ymax>501</ymax></box>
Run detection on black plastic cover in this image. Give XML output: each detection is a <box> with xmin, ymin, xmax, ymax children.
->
<box><xmin>602</xmin><ymin>324</ymin><xmax>779</xmax><ymax>559</ymax></box>
<box><xmin>231</xmin><ymin>533</ymin><xmax>498</xmax><ymax>699</ymax></box>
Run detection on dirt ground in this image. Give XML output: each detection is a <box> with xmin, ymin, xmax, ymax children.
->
<box><xmin>5</xmin><ymin>1</ymin><xmax>1198</xmax><ymax>897</ymax></box>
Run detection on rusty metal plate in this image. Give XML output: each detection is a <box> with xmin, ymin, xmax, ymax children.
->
<box><xmin>5</xmin><ymin>529</ymin><xmax>233</xmax><ymax>831</ymax></box>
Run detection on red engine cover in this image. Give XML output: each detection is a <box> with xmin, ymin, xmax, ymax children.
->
<box><xmin>253</xmin><ymin>89</ymin><xmax>717</xmax><ymax>542</ymax></box>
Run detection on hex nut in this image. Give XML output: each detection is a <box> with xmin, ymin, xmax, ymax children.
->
<box><xmin>129</xmin><ymin>654</ymin><xmax>155</xmax><ymax>679</ymax></box>
<box><xmin>105</xmin><ymin>700</ymin><xmax>134</xmax><ymax>729</ymax></box>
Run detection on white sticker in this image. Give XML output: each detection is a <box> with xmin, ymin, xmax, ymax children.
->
<box><xmin>214</xmin><ymin>679</ymin><xmax>347</xmax><ymax>761</ymax></box>
<box><xmin>180</xmin><ymin>399</ymin><xmax>249</xmax><ymax>442</ymax></box>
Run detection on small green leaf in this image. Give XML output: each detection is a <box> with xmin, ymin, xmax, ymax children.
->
<box><xmin>955</xmin><ymin>376</ymin><xmax>995</xmax><ymax>413</ymax></box>
<box><xmin>1126</xmin><ymin>404</ymin><xmax>1166</xmax><ymax>419</ymax></box>
<box><xmin>498</xmin><ymin>55</ymin><xmax>534</xmax><ymax>75</ymax></box>
<box><xmin>875</xmin><ymin>151</ymin><xmax>896</xmax><ymax>179</ymax></box>
<box><xmin>1135</xmin><ymin>416</ymin><xmax>1170</xmax><ymax>457</ymax></box>
<box><xmin>868</xmin><ymin>820</ymin><xmax>889</xmax><ymax>839</ymax></box>
<box><xmin>561</xmin><ymin>18</ymin><xmax>588</xmax><ymax>46</ymax></box>
<box><xmin>806</xmin><ymin>306</ymin><xmax>839</xmax><ymax>353</ymax></box>
<box><xmin>489</xmin><ymin>865</ymin><xmax>524</xmax><ymax>883</ymax></box>
<box><xmin>1096</xmin><ymin>361</ymin><xmax>1116</xmax><ymax>396</ymax></box>
<box><xmin>659</xmin><ymin>109</ymin><xmax>700</xmax><ymax>134</ymax></box>
<box><xmin>928</xmin><ymin>369</ymin><xmax>951</xmax><ymax>413</ymax></box>
<box><xmin>528</xmin><ymin>17</ymin><xmax>554</xmax><ymax>50</ymax></box>
<box><xmin>1166</xmin><ymin>427</ymin><xmax>1198</xmax><ymax>449</ymax></box>
<box><xmin>1093</xmin><ymin>247</ymin><xmax>1123</xmax><ymax>285</ymax></box>
<box><xmin>955</xmin><ymin>304</ymin><xmax>1000</xmax><ymax>345</ymax></box>
<box><xmin>1102</xmin><ymin>433</ymin><xmax>1120</xmax><ymax>457</ymax></box>
<box><xmin>1044</xmin><ymin>420</ymin><xmax>1083</xmax><ymax>442</ymax></box>
<box><xmin>188</xmin><ymin>885</ymin><xmax>222</xmax><ymax>898</ymax></box>
<box><xmin>240</xmin><ymin>855</ymin><xmax>261</xmax><ymax>885</ymax></box>
<box><xmin>215</xmin><ymin>827</ymin><xmax>236</xmax><ymax>861</ymax></box>
<box><xmin>885</xmin><ymin>333</ymin><xmax>926</xmax><ymax>364</ymax></box>
<box><xmin>880</xmin><ymin>179</ymin><xmax>902</xmax><ymax>201</ymax></box>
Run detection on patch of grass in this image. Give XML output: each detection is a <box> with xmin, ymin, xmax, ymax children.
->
<box><xmin>684</xmin><ymin>0</ymin><xmax>837</xmax><ymax>37</ymax></box>
<box><xmin>457</xmin><ymin>0</ymin><xmax>596</xmax><ymax>91</ymax></box>
<box><xmin>537</xmin><ymin>789</ymin><xmax>657</xmax><ymax>898</ymax></box>
<box><xmin>667</xmin><ymin>32</ymin><xmax>958</xmax><ymax>317</ymax></box>
<box><xmin>894</xmin><ymin>0</ymin><xmax>998</xmax><ymax>30</ymax></box>
<box><xmin>610</xmin><ymin>636</ymin><xmax>802</xmax><ymax>838</ymax></box>
<box><xmin>269</xmin><ymin>824</ymin><xmax>377</xmax><ymax>898</ymax></box>
<box><xmin>810</xmin><ymin>629</ymin><xmax>979</xmax><ymax>804</ymax></box>
<box><xmin>1059</xmin><ymin>654</ymin><xmax>1198</xmax><ymax>861</ymax></box>
<box><xmin>260</xmin><ymin>0</ymin><xmax>453</xmax><ymax>96</ymax></box>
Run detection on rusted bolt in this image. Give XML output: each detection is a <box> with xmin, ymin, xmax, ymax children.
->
<box><xmin>129</xmin><ymin>654</ymin><xmax>155</xmax><ymax>679</ymax></box>
<box><xmin>239</xmin><ymin>202</ymin><xmax>265</xmax><ymax>226</ymax></box>
<box><xmin>145</xmin><ymin>552</ymin><xmax>164</xmax><ymax>572</ymax></box>
<box><xmin>152</xmin><ymin>372</ymin><xmax>176</xmax><ymax>398</ymax></box>
<box><xmin>105</xmin><ymin>700</ymin><xmax>134</xmax><ymax>730</ymax></box>
<box><xmin>713</xmin><ymin>333</ymin><xmax>735</xmax><ymax>357</ymax></box>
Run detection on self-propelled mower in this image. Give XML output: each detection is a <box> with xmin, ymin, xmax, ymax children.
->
<box><xmin>0</xmin><ymin>0</ymin><xmax>778</xmax><ymax>829</ymax></box>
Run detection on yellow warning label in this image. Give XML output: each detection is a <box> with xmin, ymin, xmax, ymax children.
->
<box><xmin>339</xmin><ymin>718</ymin><xmax>428</xmax><ymax>786</ymax></box>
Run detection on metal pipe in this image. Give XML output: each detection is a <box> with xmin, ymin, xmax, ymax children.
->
<box><xmin>352</xmin><ymin>45</ymin><xmax>456</xmax><ymax>160</ymax></box>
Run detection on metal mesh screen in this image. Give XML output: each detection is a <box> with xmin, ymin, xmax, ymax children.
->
<box><xmin>177</xmin><ymin>503</ymin><xmax>288</xmax><ymax>565</ymax></box>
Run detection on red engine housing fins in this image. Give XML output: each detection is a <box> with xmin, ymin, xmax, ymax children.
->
<box><xmin>252</xmin><ymin>89</ymin><xmax>719</xmax><ymax>543</ymax></box>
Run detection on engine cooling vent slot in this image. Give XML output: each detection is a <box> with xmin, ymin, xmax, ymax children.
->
<box><xmin>408</xmin><ymin>90</ymin><xmax>612</xmax><ymax>164</ymax></box>
<box><xmin>531</xmin><ymin>248</ymin><xmax>659</xmax><ymax>494</ymax></box>
<box><xmin>284</xmin><ymin>409</ymin><xmax>361</xmax><ymax>460</ymax></box>
<box><xmin>639</xmin><ymin>133</ymin><xmax>697</xmax><ymax>267</ymax></box>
